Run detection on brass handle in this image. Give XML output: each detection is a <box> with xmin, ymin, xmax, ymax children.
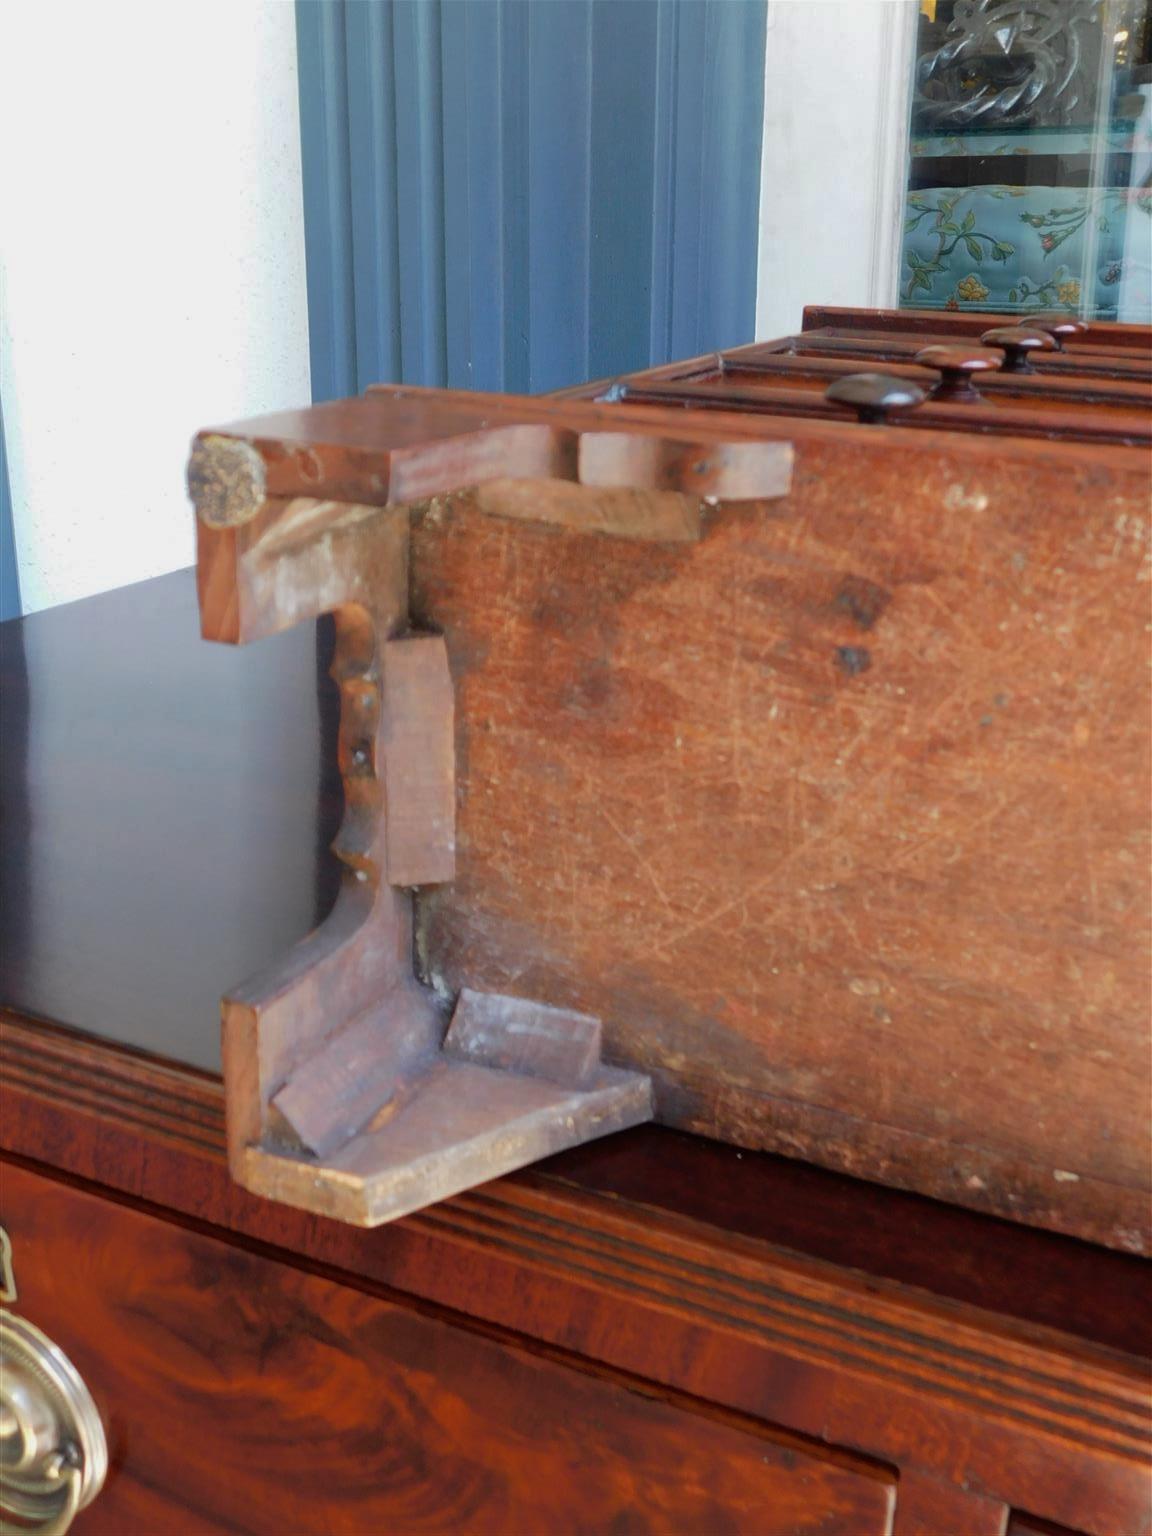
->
<box><xmin>1</xmin><ymin>1312</ymin><xmax>107</xmax><ymax>1536</ymax></box>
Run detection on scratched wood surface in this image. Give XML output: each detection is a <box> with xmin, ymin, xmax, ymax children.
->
<box><xmin>411</xmin><ymin>425</ymin><xmax>1151</xmax><ymax>1251</ymax></box>
<box><xmin>182</xmin><ymin>351</ymin><xmax>1151</xmax><ymax>1247</ymax></box>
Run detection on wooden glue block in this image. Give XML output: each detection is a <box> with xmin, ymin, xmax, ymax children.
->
<box><xmin>442</xmin><ymin>990</ymin><xmax>604</xmax><ymax>1087</ymax></box>
<box><xmin>262</xmin><ymin>988</ymin><xmax>651</xmax><ymax>1225</ymax></box>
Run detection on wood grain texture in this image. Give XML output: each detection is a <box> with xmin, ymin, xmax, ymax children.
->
<box><xmin>4</xmin><ymin>1012</ymin><xmax>1148</xmax><ymax>1359</ymax></box>
<box><xmin>2</xmin><ymin>1163</ymin><xmax>896</xmax><ymax>1536</ymax></box>
<box><xmin>185</xmin><ymin>361</ymin><xmax>1152</xmax><ymax>1247</ymax></box>
<box><xmin>2</xmin><ymin>570</ymin><xmax>1148</xmax><ymax>1341</ymax></box>
<box><xmin>410</xmin><ymin>426</ymin><xmax>1151</xmax><ymax>1251</ymax></box>
<box><xmin>1</xmin><ymin>1023</ymin><xmax>1149</xmax><ymax>1536</ymax></box>
<box><xmin>187</xmin><ymin>391</ymin><xmax>794</xmax><ymax>543</ymax></box>
<box><xmin>442</xmin><ymin>989</ymin><xmax>604</xmax><ymax>1086</ymax></box>
<box><xmin>199</xmin><ymin>493</ymin><xmax>647</xmax><ymax>1229</ymax></box>
<box><xmin>715</xmin><ymin>353</ymin><xmax>1152</xmax><ymax>408</ymax></box>
<box><xmin>776</xmin><ymin>333</ymin><xmax>1151</xmax><ymax>383</ymax></box>
<box><xmin>893</xmin><ymin>1476</ymin><xmax>1008</xmax><ymax>1536</ymax></box>
<box><xmin>553</xmin><ymin>352</ymin><xmax>1152</xmax><ymax>409</ymax></box>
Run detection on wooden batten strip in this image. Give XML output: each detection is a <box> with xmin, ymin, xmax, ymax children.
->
<box><xmin>381</xmin><ymin>634</ymin><xmax>456</xmax><ymax>888</ymax></box>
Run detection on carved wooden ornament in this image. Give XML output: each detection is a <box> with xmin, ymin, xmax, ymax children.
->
<box><xmin>188</xmin><ymin>387</ymin><xmax>793</xmax><ymax>1225</ymax></box>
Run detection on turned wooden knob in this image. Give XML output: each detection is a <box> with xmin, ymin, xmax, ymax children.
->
<box><xmin>914</xmin><ymin>344</ymin><xmax>1003</xmax><ymax>402</ymax></box>
<box><xmin>979</xmin><ymin>326</ymin><xmax>1056</xmax><ymax>374</ymax></box>
<box><xmin>1027</xmin><ymin>312</ymin><xmax>1089</xmax><ymax>351</ymax></box>
<box><xmin>824</xmin><ymin>373</ymin><xmax>927</xmax><ymax>424</ymax></box>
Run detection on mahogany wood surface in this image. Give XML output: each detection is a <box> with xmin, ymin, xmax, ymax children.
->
<box><xmin>590</xmin><ymin>330</ymin><xmax>1152</xmax><ymax>442</ymax></box>
<box><xmin>0</xmin><ymin>311</ymin><xmax>1149</xmax><ymax>1534</ymax></box>
<box><xmin>187</xmin><ymin>411</ymin><xmax>734</xmax><ymax>1223</ymax></box>
<box><xmin>9</xmin><ymin>389</ymin><xmax>1152</xmax><ymax>1256</ymax></box>
<box><xmin>3</xmin><ymin>1009</ymin><xmax>1149</xmax><ymax>1360</ymax></box>
<box><xmin>762</xmin><ymin>335</ymin><xmax>1151</xmax><ymax>385</ymax></box>
<box><xmin>893</xmin><ymin>1477</ymin><xmax>1011</xmax><ymax>1536</ymax></box>
<box><xmin>719</xmin><ymin>354</ymin><xmax>1152</xmax><ymax>407</ymax></box>
<box><xmin>560</xmin><ymin>353</ymin><xmax>1152</xmax><ymax>411</ymax></box>
<box><xmin>4</xmin><ymin>1164</ymin><xmax>899</xmax><ymax>1536</ymax></box>
<box><xmin>606</xmin><ymin>374</ymin><xmax>1152</xmax><ymax>443</ymax></box>
<box><xmin>2</xmin><ymin>1038</ymin><xmax>1149</xmax><ymax>1535</ymax></box>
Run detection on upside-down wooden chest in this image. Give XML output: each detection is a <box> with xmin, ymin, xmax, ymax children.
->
<box><xmin>185</xmin><ymin>302</ymin><xmax>1152</xmax><ymax>1251</ymax></box>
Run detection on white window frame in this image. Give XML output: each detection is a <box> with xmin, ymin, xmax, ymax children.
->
<box><xmin>755</xmin><ymin>0</ymin><xmax>919</xmax><ymax>340</ymax></box>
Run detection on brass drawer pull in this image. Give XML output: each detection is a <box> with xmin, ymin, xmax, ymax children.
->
<box><xmin>1</xmin><ymin>1308</ymin><xmax>107</xmax><ymax>1535</ymax></box>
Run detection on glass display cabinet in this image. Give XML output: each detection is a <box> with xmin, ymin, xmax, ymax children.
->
<box><xmin>900</xmin><ymin>0</ymin><xmax>1152</xmax><ymax>321</ymax></box>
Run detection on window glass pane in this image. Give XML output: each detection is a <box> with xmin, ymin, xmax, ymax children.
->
<box><xmin>900</xmin><ymin>0</ymin><xmax>1152</xmax><ymax>321</ymax></box>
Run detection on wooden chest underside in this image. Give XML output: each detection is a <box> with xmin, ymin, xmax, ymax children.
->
<box><xmin>190</xmin><ymin>311</ymin><xmax>1151</xmax><ymax>1251</ymax></box>
<box><xmin>412</xmin><ymin>429</ymin><xmax>1150</xmax><ymax>1251</ymax></box>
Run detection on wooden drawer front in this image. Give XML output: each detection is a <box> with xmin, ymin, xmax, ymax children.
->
<box><xmin>1</xmin><ymin>1163</ymin><xmax>895</xmax><ymax>1535</ymax></box>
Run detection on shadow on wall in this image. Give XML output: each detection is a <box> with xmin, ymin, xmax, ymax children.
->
<box><xmin>1</xmin><ymin>394</ymin><xmax>19</xmax><ymax>622</ymax></box>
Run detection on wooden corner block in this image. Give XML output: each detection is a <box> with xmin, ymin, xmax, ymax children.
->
<box><xmin>248</xmin><ymin>987</ymin><xmax>652</xmax><ymax>1227</ymax></box>
<box><xmin>270</xmin><ymin>991</ymin><xmax>441</xmax><ymax>1161</ymax></box>
<box><xmin>442</xmin><ymin>990</ymin><xmax>602</xmax><ymax>1088</ymax></box>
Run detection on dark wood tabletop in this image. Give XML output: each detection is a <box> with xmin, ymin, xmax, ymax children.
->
<box><xmin>1</xmin><ymin>567</ymin><xmax>1148</xmax><ymax>1358</ymax></box>
<box><xmin>0</xmin><ymin>569</ymin><xmax>343</xmax><ymax>1071</ymax></box>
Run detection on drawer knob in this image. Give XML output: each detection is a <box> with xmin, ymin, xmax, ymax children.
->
<box><xmin>1028</xmin><ymin>312</ymin><xmax>1089</xmax><ymax>350</ymax></box>
<box><xmin>824</xmin><ymin>373</ymin><xmax>927</xmax><ymax>424</ymax></box>
<box><xmin>914</xmin><ymin>344</ymin><xmax>1003</xmax><ymax>402</ymax></box>
<box><xmin>1</xmin><ymin>1310</ymin><xmax>107</xmax><ymax>1536</ymax></box>
<box><xmin>978</xmin><ymin>325</ymin><xmax>1056</xmax><ymax>373</ymax></box>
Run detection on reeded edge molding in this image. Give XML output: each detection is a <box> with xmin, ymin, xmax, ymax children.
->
<box><xmin>419</xmin><ymin>1191</ymin><xmax>1148</xmax><ymax>1460</ymax></box>
<box><xmin>1</xmin><ymin>1008</ymin><xmax>1147</xmax><ymax>1468</ymax></box>
<box><xmin>1</xmin><ymin>1013</ymin><xmax>224</xmax><ymax>1152</ymax></box>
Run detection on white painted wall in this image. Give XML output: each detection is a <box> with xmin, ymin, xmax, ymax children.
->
<box><xmin>756</xmin><ymin>0</ymin><xmax>917</xmax><ymax>340</ymax></box>
<box><xmin>0</xmin><ymin>0</ymin><xmax>311</xmax><ymax>614</ymax></box>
